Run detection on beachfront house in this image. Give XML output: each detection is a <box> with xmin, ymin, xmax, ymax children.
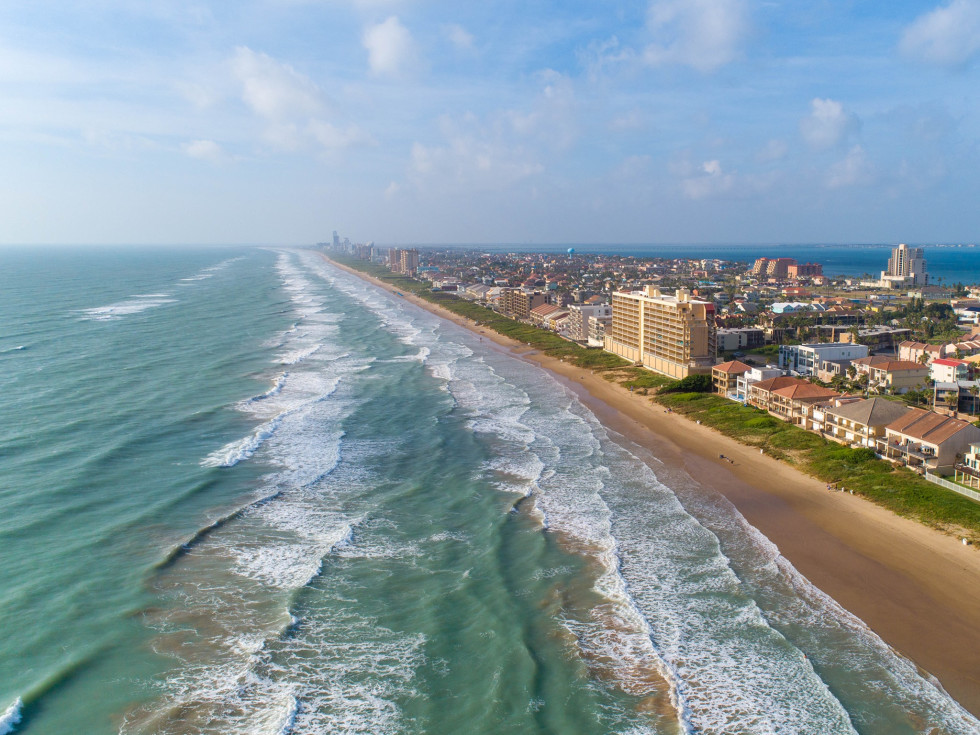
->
<box><xmin>767</xmin><ymin>383</ymin><xmax>841</xmax><ymax>426</ymax></box>
<box><xmin>746</xmin><ymin>376</ymin><xmax>809</xmax><ymax>412</ymax></box>
<box><xmin>778</xmin><ymin>343</ymin><xmax>869</xmax><ymax>377</ymax></box>
<box><xmin>823</xmin><ymin>397</ymin><xmax>911</xmax><ymax>448</ymax></box>
<box><xmin>712</xmin><ymin>360</ymin><xmax>752</xmax><ymax>400</ymax></box>
<box><xmin>929</xmin><ymin>358</ymin><xmax>970</xmax><ymax>384</ymax></box>
<box><xmin>954</xmin><ymin>443</ymin><xmax>980</xmax><ymax>489</ymax></box>
<box><xmin>878</xmin><ymin>408</ymin><xmax>980</xmax><ymax>475</ymax></box>
<box><xmin>866</xmin><ymin>361</ymin><xmax>930</xmax><ymax>394</ymax></box>
<box><xmin>736</xmin><ymin>366</ymin><xmax>784</xmax><ymax>403</ymax></box>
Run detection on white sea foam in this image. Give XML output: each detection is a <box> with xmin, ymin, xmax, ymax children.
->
<box><xmin>0</xmin><ymin>699</ymin><xmax>21</xmax><ymax>735</ymax></box>
<box><xmin>674</xmin><ymin>484</ymin><xmax>980</xmax><ymax>734</ymax></box>
<box><xmin>249</xmin><ymin>372</ymin><xmax>289</xmax><ymax>403</ymax></box>
<box><xmin>202</xmin><ymin>412</ymin><xmax>287</xmax><ymax>468</ymax></box>
<box><xmin>135</xmin><ymin>250</ymin><xmax>438</xmax><ymax>734</ymax></box>
<box><xmin>179</xmin><ymin>257</ymin><xmax>244</xmax><ymax>283</ymax></box>
<box><xmin>79</xmin><ymin>294</ymin><xmax>177</xmax><ymax>321</ymax></box>
<box><xmin>277</xmin><ymin>345</ymin><xmax>321</xmax><ymax>366</ymax></box>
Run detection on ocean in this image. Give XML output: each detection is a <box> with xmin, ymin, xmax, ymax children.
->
<box><xmin>1</xmin><ymin>245</ymin><xmax>978</xmax><ymax>734</ymax></box>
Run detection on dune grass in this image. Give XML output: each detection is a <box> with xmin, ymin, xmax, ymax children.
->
<box><xmin>656</xmin><ymin>391</ymin><xmax>980</xmax><ymax>539</ymax></box>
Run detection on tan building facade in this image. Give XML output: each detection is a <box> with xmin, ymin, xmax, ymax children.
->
<box><xmin>499</xmin><ymin>289</ymin><xmax>547</xmax><ymax>320</ymax></box>
<box><xmin>605</xmin><ymin>287</ymin><xmax>716</xmax><ymax>379</ymax></box>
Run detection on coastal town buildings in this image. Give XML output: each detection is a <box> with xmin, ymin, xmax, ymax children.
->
<box><xmin>879</xmin><ymin>409</ymin><xmax>980</xmax><ymax>474</ymax></box>
<box><xmin>604</xmin><ymin>286</ymin><xmax>717</xmax><ymax>379</ymax></box>
<box><xmin>822</xmin><ymin>397</ymin><xmax>911</xmax><ymax>448</ymax></box>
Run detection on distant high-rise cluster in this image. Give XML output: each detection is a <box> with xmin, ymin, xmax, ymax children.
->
<box><xmin>880</xmin><ymin>243</ymin><xmax>928</xmax><ymax>288</ymax></box>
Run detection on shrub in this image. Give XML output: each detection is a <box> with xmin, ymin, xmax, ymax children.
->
<box><xmin>661</xmin><ymin>374</ymin><xmax>713</xmax><ymax>394</ymax></box>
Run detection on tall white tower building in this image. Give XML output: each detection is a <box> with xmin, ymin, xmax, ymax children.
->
<box><xmin>881</xmin><ymin>243</ymin><xmax>928</xmax><ymax>287</ymax></box>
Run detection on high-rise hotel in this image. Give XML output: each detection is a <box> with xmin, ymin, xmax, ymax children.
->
<box><xmin>604</xmin><ymin>286</ymin><xmax>717</xmax><ymax>379</ymax></box>
<box><xmin>880</xmin><ymin>243</ymin><xmax>927</xmax><ymax>288</ymax></box>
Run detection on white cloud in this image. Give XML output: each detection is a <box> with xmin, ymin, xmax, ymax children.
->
<box><xmin>445</xmin><ymin>23</ymin><xmax>475</xmax><ymax>51</ymax></box>
<box><xmin>363</xmin><ymin>16</ymin><xmax>417</xmax><ymax>77</ymax></box>
<box><xmin>228</xmin><ymin>46</ymin><xmax>369</xmax><ymax>154</ymax></box>
<box><xmin>183</xmin><ymin>139</ymin><xmax>225</xmax><ymax>162</ymax></box>
<box><xmin>682</xmin><ymin>159</ymin><xmax>736</xmax><ymax>199</ymax></box>
<box><xmin>643</xmin><ymin>0</ymin><xmax>749</xmax><ymax>72</ymax></box>
<box><xmin>608</xmin><ymin>110</ymin><xmax>646</xmax><ymax>132</ymax></box>
<box><xmin>900</xmin><ymin>0</ymin><xmax>980</xmax><ymax>67</ymax></box>
<box><xmin>408</xmin><ymin>114</ymin><xmax>544</xmax><ymax>193</ymax></box>
<box><xmin>505</xmin><ymin>70</ymin><xmax>579</xmax><ymax>150</ymax></box>
<box><xmin>757</xmin><ymin>138</ymin><xmax>788</xmax><ymax>162</ymax></box>
<box><xmin>231</xmin><ymin>46</ymin><xmax>325</xmax><ymax>120</ymax></box>
<box><xmin>827</xmin><ymin>145</ymin><xmax>875</xmax><ymax>189</ymax></box>
<box><xmin>800</xmin><ymin>98</ymin><xmax>860</xmax><ymax>150</ymax></box>
<box><xmin>308</xmin><ymin>120</ymin><xmax>373</xmax><ymax>149</ymax></box>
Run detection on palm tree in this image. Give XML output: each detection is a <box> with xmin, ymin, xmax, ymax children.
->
<box><xmin>942</xmin><ymin>388</ymin><xmax>960</xmax><ymax>416</ymax></box>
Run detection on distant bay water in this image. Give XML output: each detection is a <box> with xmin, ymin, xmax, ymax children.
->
<box><xmin>446</xmin><ymin>243</ymin><xmax>980</xmax><ymax>285</ymax></box>
<box><xmin>1</xmin><ymin>245</ymin><xmax>978</xmax><ymax>734</ymax></box>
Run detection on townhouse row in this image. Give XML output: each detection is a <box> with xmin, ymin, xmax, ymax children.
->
<box><xmin>713</xmin><ymin>361</ymin><xmax>980</xmax><ymax>477</ymax></box>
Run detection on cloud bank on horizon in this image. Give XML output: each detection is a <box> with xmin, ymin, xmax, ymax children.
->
<box><xmin>0</xmin><ymin>0</ymin><xmax>978</xmax><ymax>245</ymax></box>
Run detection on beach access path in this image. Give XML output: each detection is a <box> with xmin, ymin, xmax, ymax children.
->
<box><xmin>322</xmin><ymin>252</ymin><xmax>980</xmax><ymax>717</ymax></box>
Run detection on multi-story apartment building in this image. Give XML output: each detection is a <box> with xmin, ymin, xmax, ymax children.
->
<box><xmin>587</xmin><ymin>314</ymin><xmax>612</xmax><ymax>347</ymax></box>
<box><xmin>399</xmin><ymin>249</ymin><xmax>419</xmax><ymax>276</ymax></box>
<box><xmin>787</xmin><ymin>262</ymin><xmax>823</xmax><ymax>278</ymax></box>
<box><xmin>778</xmin><ymin>343</ymin><xmax>869</xmax><ymax>377</ymax></box>
<box><xmin>880</xmin><ymin>243</ymin><xmax>928</xmax><ymax>288</ymax></box>
<box><xmin>387</xmin><ymin>248</ymin><xmax>420</xmax><ymax>276</ymax></box>
<box><xmin>565</xmin><ymin>303</ymin><xmax>612</xmax><ymax>342</ymax></box>
<box><xmin>499</xmin><ymin>289</ymin><xmax>547</xmax><ymax>320</ymax></box>
<box><xmin>604</xmin><ymin>286</ymin><xmax>716</xmax><ymax>379</ymax></box>
<box><xmin>716</xmin><ymin>327</ymin><xmax>765</xmax><ymax>352</ymax></box>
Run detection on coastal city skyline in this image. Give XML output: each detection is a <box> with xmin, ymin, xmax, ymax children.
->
<box><xmin>1</xmin><ymin>1</ymin><xmax>979</xmax><ymax>245</ymax></box>
<box><xmin>4</xmin><ymin>3</ymin><xmax>980</xmax><ymax>733</ymax></box>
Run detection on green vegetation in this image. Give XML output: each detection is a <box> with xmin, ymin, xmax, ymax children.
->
<box><xmin>654</xmin><ymin>391</ymin><xmax>980</xmax><ymax>540</ymax></box>
<box><xmin>661</xmin><ymin>374</ymin><xmax>713</xmax><ymax>394</ymax></box>
<box><xmin>329</xmin><ymin>254</ymin><xmax>630</xmax><ymax>371</ymax></box>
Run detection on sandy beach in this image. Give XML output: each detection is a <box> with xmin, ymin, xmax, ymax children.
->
<box><xmin>323</xmin><ymin>253</ymin><xmax>980</xmax><ymax>717</ymax></box>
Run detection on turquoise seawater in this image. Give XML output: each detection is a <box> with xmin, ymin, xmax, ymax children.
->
<box><xmin>1</xmin><ymin>246</ymin><xmax>978</xmax><ymax>734</ymax></box>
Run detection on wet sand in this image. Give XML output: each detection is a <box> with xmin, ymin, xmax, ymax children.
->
<box><xmin>323</xmin><ymin>253</ymin><xmax>980</xmax><ymax>717</ymax></box>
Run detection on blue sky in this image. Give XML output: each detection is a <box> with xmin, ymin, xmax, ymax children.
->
<box><xmin>1</xmin><ymin>0</ymin><xmax>978</xmax><ymax>245</ymax></box>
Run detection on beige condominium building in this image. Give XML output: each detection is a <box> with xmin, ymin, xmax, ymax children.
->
<box><xmin>605</xmin><ymin>286</ymin><xmax>717</xmax><ymax>379</ymax></box>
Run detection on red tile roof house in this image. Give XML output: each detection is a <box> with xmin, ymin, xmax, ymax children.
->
<box><xmin>878</xmin><ymin>408</ymin><xmax>980</xmax><ymax>475</ymax></box>
<box><xmin>866</xmin><ymin>360</ymin><xmax>931</xmax><ymax>394</ymax></box>
<box><xmin>767</xmin><ymin>383</ymin><xmax>841</xmax><ymax>426</ymax></box>
<box><xmin>712</xmin><ymin>360</ymin><xmax>752</xmax><ymax>398</ymax></box>
<box><xmin>746</xmin><ymin>376</ymin><xmax>805</xmax><ymax>412</ymax></box>
<box><xmin>929</xmin><ymin>358</ymin><xmax>970</xmax><ymax>384</ymax></box>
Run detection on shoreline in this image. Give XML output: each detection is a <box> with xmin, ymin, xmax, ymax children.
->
<box><xmin>322</xmin><ymin>253</ymin><xmax>980</xmax><ymax>717</ymax></box>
